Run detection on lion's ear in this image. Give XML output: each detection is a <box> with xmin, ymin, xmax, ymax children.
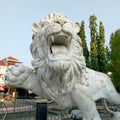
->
<box><xmin>74</xmin><ymin>24</ymin><xmax>80</xmax><ymax>33</ymax></box>
<box><xmin>32</xmin><ymin>23</ymin><xmax>40</xmax><ymax>33</ymax></box>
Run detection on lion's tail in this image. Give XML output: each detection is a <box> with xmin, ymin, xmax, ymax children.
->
<box><xmin>103</xmin><ymin>99</ymin><xmax>120</xmax><ymax>120</ymax></box>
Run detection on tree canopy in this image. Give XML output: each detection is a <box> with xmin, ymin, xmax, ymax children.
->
<box><xmin>110</xmin><ymin>29</ymin><xmax>120</xmax><ymax>91</ymax></box>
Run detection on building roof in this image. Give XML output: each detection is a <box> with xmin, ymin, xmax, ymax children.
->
<box><xmin>1</xmin><ymin>56</ymin><xmax>22</xmax><ymax>66</ymax></box>
<box><xmin>6</xmin><ymin>56</ymin><xmax>22</xmax><ymax>62</ymax></box>
<box><xmin>0</xmin><ymin>60</ymin><xmax>4</xmax><ymax>66</ymax></box>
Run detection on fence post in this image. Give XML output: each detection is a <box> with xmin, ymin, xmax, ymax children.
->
<box><xmin>36</xmin><ymin>98</ymin><xmax>47</xmax><ymax>120</ymax></box>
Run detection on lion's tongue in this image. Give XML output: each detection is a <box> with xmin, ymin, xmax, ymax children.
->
<box><xmin>51</xmin><ymin>45</ymin><xmax>68</xmax><ymax>55</ymax></box>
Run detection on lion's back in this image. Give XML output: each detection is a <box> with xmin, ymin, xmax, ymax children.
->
<box><xmin>86</xmin><ymin>68</ymin><xmax>116</xmax><ymax>100</ymax></box>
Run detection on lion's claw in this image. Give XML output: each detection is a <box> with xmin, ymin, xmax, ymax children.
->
<box><xmin>5</xmin><ymin>64</ymin><xmax>33</xmax><ymax>88</ymax></box>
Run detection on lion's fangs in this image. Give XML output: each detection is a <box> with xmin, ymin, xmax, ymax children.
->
<box><xmin>51</xmin><ymin>35</ymin><xmax>54</xmax><ymax>42</ymax></box>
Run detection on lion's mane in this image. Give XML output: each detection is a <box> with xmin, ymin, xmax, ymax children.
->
<box><xmin>30</xmin><ymin>13</ymin><xmax>88</xmax><ymax>96</ymax></box>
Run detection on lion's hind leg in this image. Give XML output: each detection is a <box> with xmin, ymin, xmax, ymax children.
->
<box><xmin>106</xmin><ymin>91</ymin><xmax>120</xmax><ymax>105</ymax></box>
<box><xmin>71</xmin><ymin>84</ymin><xmax>101</xmax><ymax>120</ymax></box>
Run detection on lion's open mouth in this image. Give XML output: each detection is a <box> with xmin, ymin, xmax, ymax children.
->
<box><xmin>48</xmin><ymin>32</ymin><xmax>72</xmax><ymax>61</ymax></box>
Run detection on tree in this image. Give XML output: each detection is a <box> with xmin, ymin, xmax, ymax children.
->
<box><xmin>89</xmin><ymin>15</ymin><xmax>98</xmax><ymax>70</ymax></box>
<box><xmin>104</xmin><ymin>46</ymin><xmax>111</xmax><ymax>72</ymax></box>
<box><xmin>110</xmin><ymin>29</ymin><xmax>120</xmax><ymax>91</ymax></box>
<box><xmin>77</xmin><ymin>21</ymin><xmax>90</xmax><ymax>67</ymax></box>
<box><xmin>97</xmin><ymin>21</ymin><xmax>106</xmax><ymax>72</ymax></box>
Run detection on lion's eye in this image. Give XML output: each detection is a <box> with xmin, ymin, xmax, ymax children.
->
<box><xmin>44</xmin><ymin>21</ymin><xmax>49</xmax><ymax>26</ymax></box>
<box><xmin>56</xmin><ymin>21</ymin><xmax>60</xmax><ymax>24</ymax></box>
<box><xmin>41</xmin><ymin>21</ymin><xmax>49</xmax><ymax>27</ymax></box>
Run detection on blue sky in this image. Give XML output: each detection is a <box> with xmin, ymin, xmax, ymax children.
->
<box><xmin>0</xmin><ymin>0</ymin><xmax>120</xmax><ymax>65</ymax></box>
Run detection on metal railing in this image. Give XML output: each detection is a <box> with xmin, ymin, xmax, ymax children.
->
<box><xmin>1</xmin><ymin>98</ymin><xmax>120</xmax><ymax>120</ymax></box>
<box><xmin>0</xmin><ymin>98</ymin><xmax>36</xmax><ymax>120</ymax></box>
<box><xmin>0</xmin><ymin>98</ymin><xmax>8</xmax><ymax>120</ymax></box>
<box><xmin>0</xmin><ymin>98</ymin><xmax>70</xmax><ymax>120</ymax></box>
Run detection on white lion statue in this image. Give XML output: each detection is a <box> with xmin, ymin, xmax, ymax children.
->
<box><xmin>5</xmin><ymin>13</ymin><xmax>120</xmax><ymax>120</ymax></box>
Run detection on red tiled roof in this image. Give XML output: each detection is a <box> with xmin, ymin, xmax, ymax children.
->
<box><xmin>0</xmin><ymin>60</ymin><xmax>4</xmax><ymax>65</ymax></box>
<box><xmin>6</xmin><ymin>56</ymin><xmax>22</xmax><ymax>62</ymax></box>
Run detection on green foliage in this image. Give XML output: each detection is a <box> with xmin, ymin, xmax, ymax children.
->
<box><xmin>110</xmin><ymin>29</ymin><xmax>120</xmax><ymax>91</ymax></box>
<box><xmin>97</xmin><ymin>21</ymin><xmax>106</xmax><ymax>72</ymax></box>
<box><xmin>15</xmin><ymin>91</ymin><xmax>19</xmax><ymax>98</ymax></box>
<box><xmin>77</xmin><ymin>21</ymin><xmax>90</xmax><ymax>67</ymax></box>
<box><xmin>33</xmin><ymin>69</ymin><xmax>37</xmax><ymax>74</ymax></box>
<box><xmin>104</xmin><ymin>46</ymin><xmax>111</xmax><ymax>72</ymax></box>
<box><xmin>77</xmin><ymin>15</ymin><xmax>107</xmax><ymax>74</ymax></box>
<box><xmin>89</xmin><ymin>15</ymin><xmax>98</xmax><ymax>70</ymax></box>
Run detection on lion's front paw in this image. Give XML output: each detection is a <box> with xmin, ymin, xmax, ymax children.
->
<box><xmin>5</xmin><ymin>63</ymin><xmax>33</xmax><ymax>88</ymax></box>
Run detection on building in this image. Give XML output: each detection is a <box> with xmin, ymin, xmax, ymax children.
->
<box><xmin>2</xmin><ymin>56</ymin><xmax>22</xmax><ymax>66</ymax></box>
<box><xmin>0</xmin><ymin>56</ymin><xmax>36</xmax><ymax>99</ymax></box>
<box><xmin>0</xmin><ymin>60</ymin><xmax>6</xmax><ymax>91</ymax></box>
<box><xmin>0</xmin><ymin>56</ymin><xmax>22</xmax><ymax>98</ymax></box>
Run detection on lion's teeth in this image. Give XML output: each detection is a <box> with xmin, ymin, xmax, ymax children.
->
<box><xmin>51</xmin><ymin>36</ymin><xmax>54</xmax><ymax>42</ymax></box>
